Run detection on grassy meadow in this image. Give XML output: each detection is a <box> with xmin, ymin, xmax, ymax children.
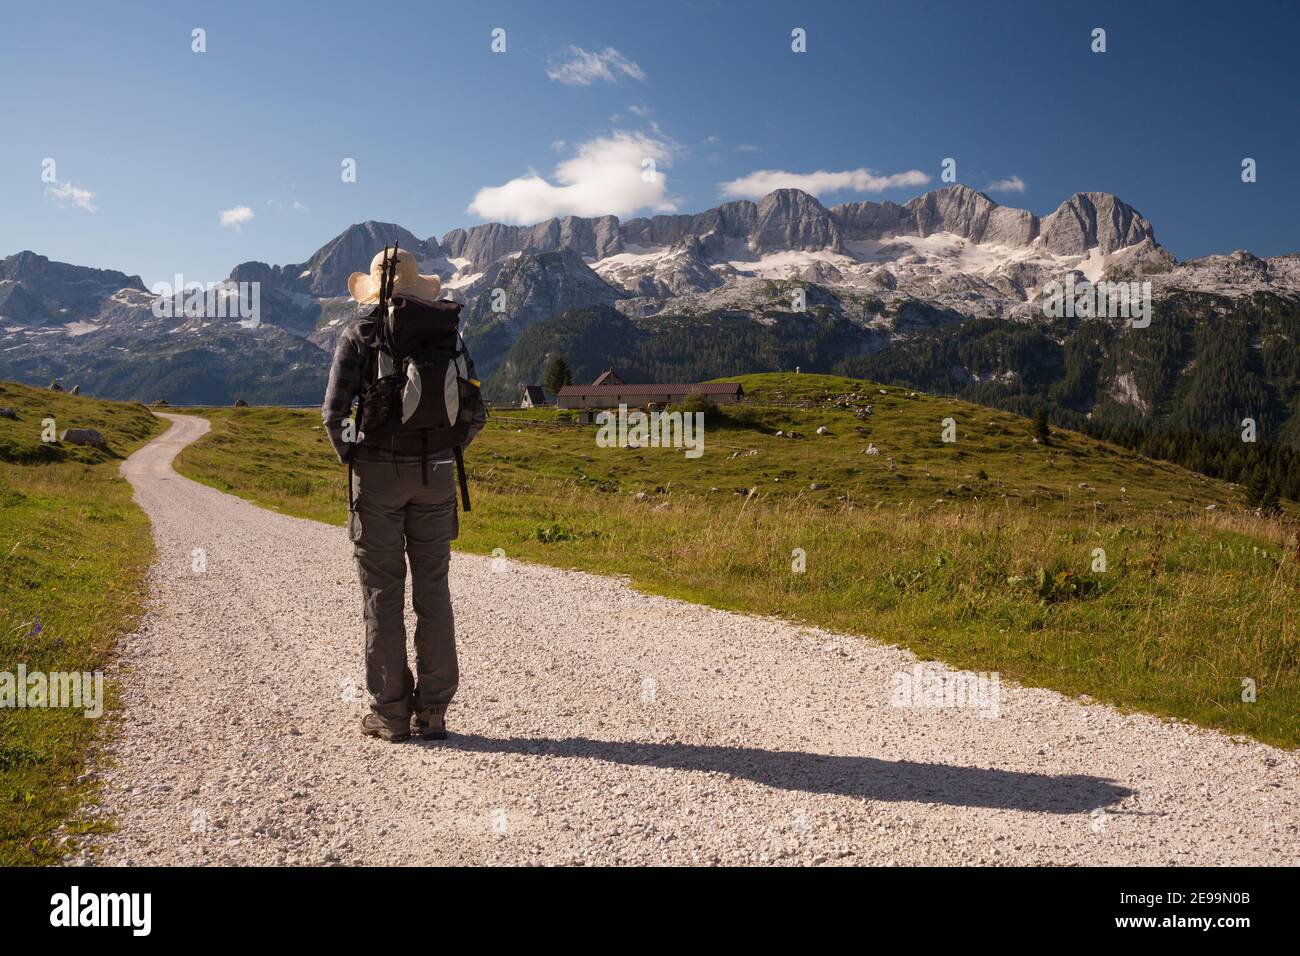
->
<box><xmin>0</xmin><ymin>382</ymin><xmax>163</xmax><ymax>864</ymax></box>
<box><xmin>172</xmin><ymin>373</ymin><xmax>1300</xmax><ymax>748</ymax></box>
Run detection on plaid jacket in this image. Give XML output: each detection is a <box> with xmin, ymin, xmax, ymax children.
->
<box><xmin>321</xmin><ymin>315</ymin><xmax>485</xmax><ymax>464</ymax></box>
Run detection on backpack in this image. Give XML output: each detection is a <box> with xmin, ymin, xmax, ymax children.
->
<box><xmin>356</xmin><ymin>294</ymin><xmax>483</xmax><ymax>510</ymax></box>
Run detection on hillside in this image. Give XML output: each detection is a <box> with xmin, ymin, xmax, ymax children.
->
<box><xmin>169</xmin><ymin>374</ymin><xmax>1300</xmax><ymax>747</ymax></box>
<box><xmin>488</xmin><ymin>290</ymin><xmax>1300</xmax><ymax>451</ymax></box>
<box><xmin>849</xmin><ymin>290</ymin><xmax>1300</xmax><ymax>485</ymax></box>
<box><xmin>0</xmin><ymin>381</ymin><xmax>164</xmax><ymax>864</ymax></box>
<box><xmin>485</xmin><ymin>290</ymin><xmax>1300</xmax><ymax>503</ymax></box>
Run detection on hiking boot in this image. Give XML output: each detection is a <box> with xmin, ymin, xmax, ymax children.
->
<box><xmin>412</xmin><ymin>706</ymin><xmax>448</xmax><ymax>741</ymax></box>
<box><xmin>361</xmin><ymin>713</ymin><xmax>410</xmax><ymax>742</ymax></box>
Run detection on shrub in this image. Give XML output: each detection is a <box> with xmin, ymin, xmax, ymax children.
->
<box><xmin>678</xmin><ymin>393</ymin><xmax>719</xmax><ymax>418</ymax></box>
<box><xmin>533</xmin><ymin>522</ymin><xmax>577</xmax><ymax>543</ymax></box>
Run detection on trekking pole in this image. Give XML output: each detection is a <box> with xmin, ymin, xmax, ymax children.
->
<box><xmin>382</xmin><ymin>240</ymin><xmax>401</xmax><ymax>352</ymax></box>
<box><xmin>387</xmin><ymin>239</ymin><xmax>399</xmax><ymax>296</ymax></box>
<box><xmin>375</xmin><ymin>242</ymin><xmax>390</xmax><ymax>341</ymax></box>
<box><xmin>381</xmin><ymin>241</ymin><xmax>399</xmax><ymax>312</ymax></box>
<box><xmin>453</xmin><ymin>445</ymin><xmax>471</xmax><ymax>512</ymax></box>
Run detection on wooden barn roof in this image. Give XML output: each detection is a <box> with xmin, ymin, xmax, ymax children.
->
<box><xmin>556</xmin><ymin>382</ymin><xmax>743</xmax><ymax>398</ymax></box>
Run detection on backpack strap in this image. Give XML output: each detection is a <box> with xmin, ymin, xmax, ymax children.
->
<box><xmin>369</xmin><ymin>327</ymin><xmax>401</xmax><ymax>382</ymax></box>
<box><xmin>453</xmin><ymin>332</ymin><xmax>469</xmax><ymax>378</ymax></box>
<box><xmin>357</xmin><ymin>316</ymin><xmax>383</xmax><ymax>384</ymax></box>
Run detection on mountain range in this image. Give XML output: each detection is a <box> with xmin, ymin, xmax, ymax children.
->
<box><xmin>3</xmin><ymin>183</ymin><xmax>1298</xmax><ymax>452</ymax></box>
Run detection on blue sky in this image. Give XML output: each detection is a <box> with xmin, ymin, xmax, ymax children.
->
<box><xmin>1</xmin><ymin>0</ymin><xmax>1296</xmax><ymax>287</ymax></box>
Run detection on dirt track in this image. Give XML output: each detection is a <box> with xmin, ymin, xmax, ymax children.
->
<box><xmin>84</xmin><ymin>412</ymin><xmax>1300</xmax><ymax>865</ymax></box>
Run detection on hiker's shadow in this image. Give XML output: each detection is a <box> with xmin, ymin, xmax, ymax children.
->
<box><xmin>446</xmin><ymin>734</ymin><xmax>1132</xmax><ymax>814</ymax></box>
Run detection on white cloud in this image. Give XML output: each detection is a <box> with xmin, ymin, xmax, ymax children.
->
<box><xmin>985</xmin><ymin>175</ymin><xmax>1027</xmax><ymax>193</ymax></box>
<box><xmin>468</xmin><ymin>131</ymin><xmax>677</xmax><ymax>224</ymax></box>
<box><xmin>546</xmin><ymin>46</ymin><xmax>646</xmax><ymax>86</ymax></box>
<box><xmin>220</xmin><ymin>206</ymin><xmax>254</xmax><ymax>229</ymax></box>
<box><xmin>43</xmin><ymin>181</ymin><xmax>97</xmax><ymax>212</ymax></box>
<box><xmin>718</xmin><ymin>167</ymin><xmax>931</xmax><ymax>200</ymax></box>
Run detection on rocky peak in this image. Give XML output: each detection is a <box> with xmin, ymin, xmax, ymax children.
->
<box><xmin>455</xmin><ymin>247</ymin><xmax>625</xmax><ymax>376</ymax></box>
<box><xmin>749</xmin><ymin>189</ymin><xmax>841</xmax><ymax>253</ymax></box>
<box><xmin>619</xmin><ymin>201</ymin><xmax>754</xmax><ymax>251</ymax></box>
<box><xmin>460</xmin><ymin>247</ymin><xmax>622</xmax><ymax>321</ymax></box>
<box><xmin>0</xmin><ymin>250</ymin><xmax>146</xmax><ymax>316</ymax></box>
<box><xmin>227</xmin><ymin>260</ymin><xmax>283</xmax><ymax>287</ymax></box>
<box><xmin>1038</xmin><ymin>192</ymin><xmax>1156</xmax><ymax>256</ymax></box>
<box><xmin>2</xmin><ymin>250</ymin><xmax>146</xmax><ymax>292</ymax></box>
<box><xmin>828</xmin><ymin>187</ymin><xmax>1037</xmax><ymax>248</ymax></box>
<box><xmin>902</xmin><ymin>185</ymin><xmax>1039</xmax><ymax>247</ymax></box>
<box><xmin>441</xmin><ymin>215</ymin><xmax>622</xmax><ymax>273</ymax></box>
<box><xmin>290</xmin><ymin>222</ymin><xmax>435</xmax><ymax>297</ymax></box>
<box><xmin>905</xmin><ymin>185</ymin><xmax>996</xmax><ymax>239</ymax></box>
<box><xmin>828</xmin><ymin>199</ymin><xmax>909</xmax><ymax>241</ymax></box>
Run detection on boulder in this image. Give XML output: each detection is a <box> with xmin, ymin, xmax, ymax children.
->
<box><xmin>60</xmin><ymin>428</ymin><xmax>107</xmax><ymax>449</ymax></box>
<box><xmin>0</xmin><ymin>407</ymin><xmax>16</xmax><ymax>420</ymax></box>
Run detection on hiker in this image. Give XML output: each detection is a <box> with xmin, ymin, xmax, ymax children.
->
<box><xmin>322</xmin><ymin>247</ymin><xmax>485</xmax><ymax>743</ymax></box>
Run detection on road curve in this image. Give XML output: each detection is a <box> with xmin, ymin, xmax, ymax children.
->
<box><xmin>83</xmin><ymin>412</ymin><xmax>1300</xmax><ymax>865</ymax></box>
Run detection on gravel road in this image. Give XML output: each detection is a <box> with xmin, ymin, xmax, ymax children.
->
<box><xmin>85</xmin><ymin>412</ymin><xmax>1299</xmax><ymax>866</ymax></box>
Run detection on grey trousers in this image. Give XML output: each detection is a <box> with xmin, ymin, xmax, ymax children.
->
<box><xmin>348</xmin><ymin>456</ymin><xmax>459</xmax><ymax>725</ymax></box>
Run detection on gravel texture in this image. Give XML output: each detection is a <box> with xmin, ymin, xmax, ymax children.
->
<box><xmin>83</xmin><ymin>413</ymin><xmax>1300</xmax><ymax>866</ymax></box>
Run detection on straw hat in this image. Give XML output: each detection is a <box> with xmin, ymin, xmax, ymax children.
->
<box><xmin>347</xmin><ymin>248</ymin><xmax>442</xmax><ymax>304</ymax></box>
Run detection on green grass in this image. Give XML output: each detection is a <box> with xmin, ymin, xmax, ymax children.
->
<box><xmin>0</xmin><ymin>382</ymin><xmax>164</xmax><ymax>865</ymax></box>
<box><xmin>172</xmin><ymin>373</ymin><xmax>1300</xmax><ymax>748</ymax></box>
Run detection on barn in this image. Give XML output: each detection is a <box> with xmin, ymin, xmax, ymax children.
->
<box><xmin>520</xmin><ymin>385</ymin><xmax>548</xmax><ymax>408</ymax></box>
<box><xmin>556</xmin><ymin>369</ymin><xmax>744</xmax><ymax>423</ymax></box>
